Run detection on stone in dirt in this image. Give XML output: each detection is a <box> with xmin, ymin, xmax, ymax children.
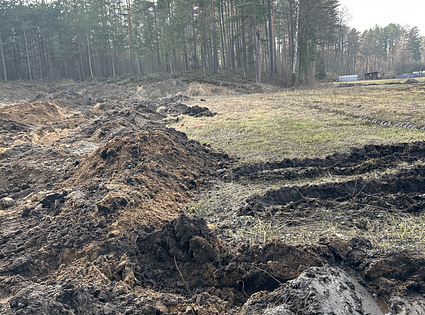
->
<box><xmin>0</xmin><ymin>197</ymin><xmax>14</xmax><ymax>209</ymax></box>
<box><xmin>243</xmin><ymin>266</ymin><xmax>384</xmax><ymax>315</ymax></box>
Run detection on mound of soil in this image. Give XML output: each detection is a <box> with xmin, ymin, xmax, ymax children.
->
<box><xmin>32</xmin><ymin>91</ymin><xmax>98</xmax><ymax>117</ymax></box>
<box><xmin>188</xmin><ymin>81</ymin><xmax>230</xmax><ymax>96</ymax></box>
<box><xmin>56</xmin><ymin>98</ymin><xmax>165</xmax><ymax>153</ymax></box>
<box><xmin>0</xmin><ymin>80</ymin><xmax>138</xmax><ymax>107</ymax></box>
<box><xmin>0</xmin><ymin>101</ymin><xmax>87</xmax><ymax>152</ymax></box>
<box><xmin>135</xmin><ymin>93</ymin><xmax>216</xmax><ymax>118</ymax></box>
<box><xmin>240</xmin><ymin>165</ymin><xmax>425</xmax><ymax>214</ymax></box>
<box><xmin>60</xmin><ymin>129</ymin><xmax>232</xmax><ymax>227</ymax></box>
<box><xmin>0</xmin><ymin>144</ymin><xmax>78</xmax><ymax>201</ymax></box>
<box><xmin>1</xmin><ymin>80</ymin><xmax>425</xmax><ymax>315</ymax></box>
<box><xmin>0</xmin><ymin>101</ymin><xmax>79</xmax><ymax>126</ymax></box>
<box><xmin>404</xmin><ymin>79</ymin><xmax>420</xmax><ymax>84</ymax></box>
<box><xmin>1</xmin><ymin>209</ymin><xmax>425</xmax><ymax>314</ymax></box>
<box><xmin>136</xmin><ymin>78</ymin><xmax>189</xmax><ymax>100</ymax></box>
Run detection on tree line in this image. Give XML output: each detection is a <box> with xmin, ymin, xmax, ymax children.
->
<box><xmin>0</xmin><ymin>0</ymin><xmax>424</xmax><ymax>84</ymax></box>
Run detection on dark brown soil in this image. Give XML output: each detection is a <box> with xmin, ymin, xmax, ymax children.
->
<box><xmin>1</xmin><ymin>81</ymin><xmax>425</xmax><ymax>314</ymax></box>
<box><xmin>235</xmin><ymin>142</ymin><xmax>425</xmax><ymax>216</ymax></box>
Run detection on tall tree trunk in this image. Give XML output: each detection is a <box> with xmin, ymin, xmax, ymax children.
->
<box><xmin>271</xmin><ymin>8</ymin><xmax>276</xmax><ymax>74</ymax></box>
<box><xmin>111</xmin><ymin>47</ymin><xmax>116</xmax><ymax>77</ymax></box>
<box><xmin>292</xmin><ymin>0</ymin><xmax>300</xmax><ymax>87</ymax></box>
<box><xmin>172</xmin><ymin>47</ymin><xmax>177</xmax><ymax>72</ymax></box>
<box><xmin>0</xmin><ymin>34</ymin><xmax>7</xmax><ymax>81</ymax></box>
<box><xmin>86</xmin><ymin>35</ymin><xmax>94</xmax><ymax>78</ymax></box>
<box><xmin>182</xmin><ymin>27</ymin><xmax>188</xmax><ymax>70</ymax></box>
<box><xmin>211</xmin><ymin>0</ymin><xmax>218</xmax><ymax>72</ymax></box>
<box><xmin>153</xmin><ymin>4</ymin><xmax>161</xmax><ymax>71</ymax></box>
<box><xmin>45</xmin><ymin>37</ymin><xmax>53</xmax><ymax>79</ymax></box>
<box><xmin>135</xmin><ymin>51</ymin><xmax>141</xmax><ymax>73</ymax></box>
<box><xmin>267</xmin><ymin>0</ymin><xmax>274</xmax><ymax>76</ymax></box>
<box><xmin>241</xmin><ymin>7</ymin><xmax>247</xmax><ymax>74</ymax></box>
<box><xmin>23</xmin><ymin>20</ymin><xmax>32</xmax><ymax>81</ymax></box>
<box><xmin>190</xmin><ymin>6</ymin><xmax>197</xmax><ymax>69</ymax></box>
<box><xmin>254</xmin><ymin>5</ymin><xmax>261</xmax><ymax>83</ymax></box>
<box><xmin>230</xmin><ymin>0</ymin><xmax>236</xmax><ymax>69</ymax></box>
<box><xmin>38</xmin><ymin>40</ymin><xmax>43</xmax><ymax>82</ymax></box>
<box><xmin>255</xmin><ymin>29</ymin><xmax>261</xmax><ymax>83</ymax></box>
<box><xmin>126</xmin><ymin>0</ymin><xmax>133</xmax><ymax>71</ymax></box>
<box><xmin>219</xmin><ymin>1</ymin><xmax>226</xmax><ymax>68</ymax></box>
<box><xmin>78</xmin><ymin>38</ymin><xmax>85</xmax><ymax>79</ymax></box>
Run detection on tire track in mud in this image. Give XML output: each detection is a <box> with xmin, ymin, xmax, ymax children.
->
<box><xmin>308</xmin><ymin>103</ymin><xmax>425</xmax><ymax>131</ymax></box>
<box><xmin>1</xmin><ymin>85</ymin><xmax>425</xmax><ymax>314</ymax></box>
<box><xmin>231</xmin><ymin>141</ymin><xmax>425</xmax><ymax>179</ymax></box>
<box><xmin>234</xmin><ymin>141</ymin><xmax>425</xmax><ymax>215</ymax></box>
<box><xmin>240</xmin><ymin>165</ymin><xmax>425</xmax><ymax>215</ymax></box>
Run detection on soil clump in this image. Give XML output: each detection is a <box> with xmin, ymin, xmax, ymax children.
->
<box><xmin>1</xmin><ymin>79</ymin><xmax>425</xmax><ymax>314</ymax></box>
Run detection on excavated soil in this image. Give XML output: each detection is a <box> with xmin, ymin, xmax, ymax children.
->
<box><xmin>235</xmin><ymin>142</ymin><xmax>425</xmax><ymax>216</ymax></box>
<box><xmin>1</xmin><ymin>80</ymin><xmax>425</xmax><ymax>314</ymax></box>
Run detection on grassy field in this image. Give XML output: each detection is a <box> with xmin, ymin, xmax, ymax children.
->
<box><xmin>171</xmin><ymin>82</ymin><xmax>425</xmax><ymax>250</ymax></box>
<box><xmin>174</xmin><ymin>81</ymin><xmax>425</xmax><ymax>163</ymax></box>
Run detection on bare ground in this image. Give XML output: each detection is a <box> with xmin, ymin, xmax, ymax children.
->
<box><xmin>1</xmin><ymin>78</ymin><xmax>425</xmax><ymax>314</ymax></box>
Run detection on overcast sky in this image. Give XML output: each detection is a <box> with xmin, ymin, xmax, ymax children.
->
<box><xmin>337</xmin><ymin>0</ymin><xmax>425</xmax><ymax>36</ymax></box>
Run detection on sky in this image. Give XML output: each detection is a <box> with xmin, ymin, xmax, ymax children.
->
<box><xmin>337</xmin><ymin>0</ymin><xmax>425</xmax><ymax>36</ymax></box>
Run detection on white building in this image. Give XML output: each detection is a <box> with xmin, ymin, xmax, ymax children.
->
<box><xmin>338</xmin><ymin>75</ymin><xmax>358</xmax><ymax>82</ymax></box>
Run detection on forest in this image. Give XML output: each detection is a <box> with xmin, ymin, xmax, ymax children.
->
<box><xmin>0</xmin><ymin>0</ymin><xmax>424</xmax><ymax>84</ymax></box>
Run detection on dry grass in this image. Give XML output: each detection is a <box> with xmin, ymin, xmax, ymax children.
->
<box><xmin>174</xmin><ymin>83</ymin><xmax>425</xmax><ymax>163</ymax></box>
<box><xmin>175</xmin><ymin>83</ymin><xmax>425</xmax><ymax>250</ymax></box>
<box><xmin>186</xmin><ymin>178</ymin><xmax>425</xmax><ymax>251</ymax></box>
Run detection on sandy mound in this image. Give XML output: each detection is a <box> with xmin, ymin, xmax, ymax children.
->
<box><xmin>0</xmin><ymin>101</ymin><xmax>87</xmax><ymax>152</ymax></box>
<box><xmin>60</xmin><ymin>129</ymin><xmax>233</xmax><ymax>227</ymax></box>
<box><xmin>0</xmin><ymin>101</ymin><xmax>83</xmax><ymax>126</ymax></box>
<box><xmin>188</xmin><ymin>81</ymin><xmax>236</xmax><ymax>96</ymax></box>
<box><xmin>136</xmin><ymin>78</ymin><xmax>189</xmax><ymax>100</ymax></box>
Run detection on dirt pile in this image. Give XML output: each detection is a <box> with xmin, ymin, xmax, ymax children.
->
<box><xmin>242</xmin><ymin>237</ymin><xmax>425</xmax><ymax>315</ymax></box>
<box><xmin>136</xmin><ymin>78</ymin><xmax>189</xmax><ymax>100</ymax></box>
<box><xmin>231</xmin><ymin>141</ymin><xmax>425</xmax><ymax>178</ymax></box>
<box><xmin>1</xmin><ymin>80</ymin><xmax>425</xmax><ymax>314</ymax></box>
<box><xmin>1</xmin><ymin>210</ymin><xmax>425</xmax><ymax>314</ymax></box>
<box><xmin>0</xmin><ymin>101</ymin><xmax>87</xmax><ymax>152</ymax></box>
<box><xmin>136</xmin><ymin>77</ymin><xmax>281</xmax><ymax>100</ymax></box>
<box><xmin>32</xmin><ymin>91</ymin><xmax>98</xmax><ymax>117</ymax></box>
<box><xmin>55</xmin><ymin>97</ymin><xmax>166</xmax><ymax>153</ymax></box>
<box><xmin>0</xmin><ymin>83</ymin><xmax>240</xmax><ymax>314</ymax></box>
<box><xmin>133</xmin><ymin>93</ymin><xmax>216</xmax><ymax>118</ymax></box>
<box><xmin>1</xmin><ymin>89</ymin><xmax>215</xmax><ymax>156</ymax></box>
<box><xmin>0</xmin><ymin>80</ymin><xmax>139</xmax><ymax>106</ymax></box>
<box><xmin>60</xmin><ymin>129</ymin><xmax>232</xmax><ymax>227</ymax></box>
<box><xmin>0</xmin><ymin>100</ymin><xmax>81</xmax><ymax>125</ymax></box>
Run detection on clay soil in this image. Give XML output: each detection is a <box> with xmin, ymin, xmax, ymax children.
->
<box><xmin>1</xmin><ymin>79</ymin><xmax>425</xmax><ymax>315</ymax></box>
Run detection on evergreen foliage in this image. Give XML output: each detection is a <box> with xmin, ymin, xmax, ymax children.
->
<box><xmin>0</xmin><ymin>0</ymin><xmax>423</xmax><ymax>83</ymax></box>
